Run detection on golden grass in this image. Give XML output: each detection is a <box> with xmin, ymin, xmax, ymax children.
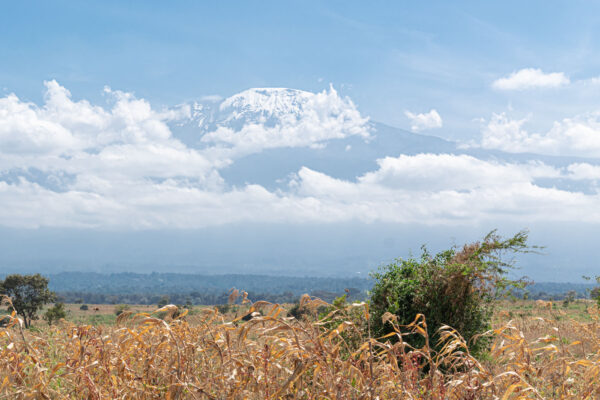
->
<box><xmin>1</xmin><ymin>296</ymin><xmax>600</xmax><ymax>399</ymax></box>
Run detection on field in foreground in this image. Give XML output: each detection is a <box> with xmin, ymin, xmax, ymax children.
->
<box><xmin>1</xmin><ymin>298</ymin><xmax>600</xmax><ymax>399</ymax></box>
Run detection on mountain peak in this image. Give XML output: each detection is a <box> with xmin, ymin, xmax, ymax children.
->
<box><xmin>219</xmin><ymin>88</ymin><xmax>314</xmax><ymax>123</ymax></box>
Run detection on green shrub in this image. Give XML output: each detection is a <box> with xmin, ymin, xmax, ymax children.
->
<box><xmin>80</xmin><ymin>304</ymin><xmax>89</xmax><ymax>311</ymax></box>
<box><xmin>216</xmin><ymin>304</ymin><xmax>231</xmax><ymax>314</ymax></box>
<box><xmin>43</xmin><ymin>302</ymin><xmax>67</xmax><ymax>325</ymax></box>
<box><xmin>369</xmin><ymin>230</ymin><xmax>533</xmax><ymax>357</ymax></box>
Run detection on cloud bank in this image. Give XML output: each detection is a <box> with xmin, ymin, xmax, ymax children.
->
<box><xmin>0</xmin><ymin>82</ymin><xmax>599</xmax><ymax>229</ymax></box>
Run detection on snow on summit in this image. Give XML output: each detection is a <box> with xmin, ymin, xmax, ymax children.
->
<box><xmin>219</xmin><ymin>88</ymin><xmax>313</xmax><ymax>121</ymax></box>
<box><xmin>199</xmin><ymin>86</ymin><xmax>371</xmax><ymax>151</ymax></box>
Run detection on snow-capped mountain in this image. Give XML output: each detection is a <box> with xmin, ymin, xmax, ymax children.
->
<box><xmin>170</xmin><ymin>87</ymin><xmax>599</xmax><ymax>192</ymax></box>
<box><xmin>218</xmin><ymin>88</ymin><xmax>315</xmax><ymax>126</ymax></box>
<box><xmin>183</xmin><ymin>87</ymin><xmax>356</xmax><ymax>133</ymax></box>
<box><xmin>170</xmin><ymin>87</ymin><xmax>457</xmax><ymax>186</ymax></box>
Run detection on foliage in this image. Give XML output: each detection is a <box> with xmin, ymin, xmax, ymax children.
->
<box><xmin>369</xmin><ymin>230</ymin><xmax>534</xmax><ymax>356</ymax></box>
<box><xmin>563</xmin><ymin>290</ymin><xmax>577</xmax><ymax>308</ymax></box>
<box><xmin>216</xmin><ymin>303</ymin><xmax>232</xmax><ymax>314</ymax></box>
<box><xmin>79</xmin><ymin>304</ymin><xmax>89</xmax><ymax>311</ymax></box>
<box><xmin>43</xmin><ymin>302</ymin><xmax>66</xmax><ymax>325</ymax></box>
<box><xmin>0</xmin><ymin>273</ymin><xmax>56</xmax><ymax>328</ymax></box>
<box><xmin>583</xmin><ymin>275</ymin><xmax>600</xmax><ymax>308</ymax></box>
<box><xmin>114</xmin><ymin>304</ymin><xmax>130</xmax><ymax>316</ymax></box>
<box><xmin>317</xmin><ymin>294</ymin><xmax>367</xmax><ymax>353</ymax></box>
<box><xmin>287</xmin><ymin>302</ymin><xmax>309</xmax><ymax>320</ymax></box>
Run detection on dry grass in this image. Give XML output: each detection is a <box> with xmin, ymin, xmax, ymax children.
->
<box><xmin>1</xmin><ymin>295</ymin><xmax>600</xmax><ymax>399</ymax></box>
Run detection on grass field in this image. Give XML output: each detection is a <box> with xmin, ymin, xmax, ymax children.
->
<box><xmin>1</xmin><ymin>298</ymin><xmax>599</xmax><ymax>399</ymax></box>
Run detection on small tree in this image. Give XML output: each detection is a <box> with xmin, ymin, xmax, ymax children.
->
<box><xmin>43</xmin><ymin>302</ymin><xmax>67</xmax><ymax>325</ymax></box>
<box><xmin>369</xmin><ymin>230</ymin><xmax>534</xmax><ymax>356</ymax></box>
<box><xmin>562</xmin><ymin>290</ymin><xmax>577</xmax><ymax>308</ymax></box>
<box><xmin>0</xmin><ymin>274</ymin><xmax>56</xmax><ymax>328</ymax></box>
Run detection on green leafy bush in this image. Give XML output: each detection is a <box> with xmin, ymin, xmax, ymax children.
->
<box><xmin>216</xmin><ymin>304</ymin><xmax>231</xmax><ymax>314</ymax></box>
<box><xmin>369</xmin><ymin>230</ymin><xmax>533</xmax><ymax>356</ymax></box>
<box><xmin>43</xmin><ymin>302</ymin><xmax>67</xmax><ymax>325</ymax></box>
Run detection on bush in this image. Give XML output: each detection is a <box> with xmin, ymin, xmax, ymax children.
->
<box><xmin>114</xmin><ymin>304</ymin><xmax>130</xmax><ymax>316</ymax></box>
<box><xmin>43</xmin><ymin>302</ymin><xmax>67</xmax><ymax>325</ymax></box>
<box><xmin>216</xmin><ymin>304</ymin><xmax>231</xmax><ymax>314</ymax></box>
<box><xmin>80</xmin><ymin>304</ymin><xmax>89</xmax><ymax>311</ymax></box>
<box><xmin>287</xmin><ymin>303</ymin><xmax>308</xmax><ymax>320</ymax></box>
<box><xmin>369</xmin><ymin>230</ymin><xmax>533</xmax><ymax>357</ymax></box>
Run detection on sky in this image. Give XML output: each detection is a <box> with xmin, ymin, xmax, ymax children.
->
<box><xmin>4</xmin><ymin>1</ymin><xmax>600</xmax><ymax>139</ymax></box>
<box><xmin>2</xmin><ymin>1</ymin><xmax>600</xmax><ymax>280</ymax></box>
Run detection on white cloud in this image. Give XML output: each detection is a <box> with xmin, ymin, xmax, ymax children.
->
<box><xmin>480</xmin><ymin>112</ymin><xmax>600</xmax><ymax>157</ymax></box>
<box><xmin>0</xmin><ymin>80</ymin><xmax>223</xmax><ymax>192</ymax></box>
<box><xmin>290</xmin><ymin>154</ymin><xmax>598</xmax><ymax>224</ymax></box>
<box><xmin>404</xmin><ymin>109</ymin><xmax>443</xmax><ymax>132</ymax></box>
<box><xmin>1</xmin><ymin>82</ymin><xmax>600</xmax><ymax>229</ymax></box>
<box><xmin>357</xmin><ymin>154</ymin><xmax>560</xmax><ymax>191</ymax></box>
<box><xmin>492</xmin><ymin>68</ymin><xmax>570</xmax><ymax>91</ymax></box>
<box><xmin>565</xmin><ymin>163</ymin><xmax>600</xmax><ymax>180</ymax></box>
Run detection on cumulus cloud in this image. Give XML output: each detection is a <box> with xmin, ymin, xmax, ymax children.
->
<box><xmin>480</xmin><ymin>112</ymin><xmax>600</xmax><ymax>157</ymax></box>
<box><xmin>0</xmin><ymin>81</ymin><xmax>225</xmax><ymax>213</ymax></box>
<box><xmin>357</xmin><ymin>154</ymin><xmax>559</xmax><ymax>191</ymax></box>
<box><xmin>289</xmin><ymin>154</ymin><xmax>599</xmax><ymax>224</ymax></box>
<box><xmin>492</xmin><ymin>68</ymin><xmax>570</xmax><ymax>91</ymax></box>
<box><xmin>404</xmin><ymin>109</ymin><xmax>443</xmax><ymax>132</ymax></box>
<box><xmin>1</xmin><ymin>82</ymin><xmax>600</xmax><ymax>229</ymax></box>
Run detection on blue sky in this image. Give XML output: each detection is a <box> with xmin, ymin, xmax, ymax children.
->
<box><xmin>2</xmin><ymin>2</ymin><xmax>600</xmax><ymax>279</ymax></box>
<box><xmin>4</xmin><ymin>1</ymin><xmax>600</xmax><ymax>140</ymax></box>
